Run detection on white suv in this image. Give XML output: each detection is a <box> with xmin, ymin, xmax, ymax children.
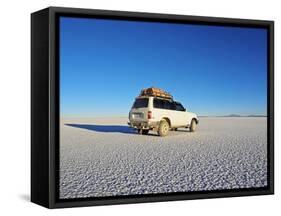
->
<box><xmin>128</xmin><ymin>96</ymin><xmax>198</xmax><ymax>136</ymax></box>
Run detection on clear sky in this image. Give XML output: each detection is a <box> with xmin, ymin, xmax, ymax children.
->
<box><xmin>60</xmin><ymin>17</ymin><xmax>267</xmax><ymax>117</ymax></box>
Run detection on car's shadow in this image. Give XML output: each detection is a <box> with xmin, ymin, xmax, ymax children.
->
<box><xmin>65</xmin><ymin>124</ymin><xmax>191</xmax><ymax>136</ymax></box>
<box><xmin>65</xmin><ymin>124</ymin><xmax>136</xmax><ymax>134</ymax></box>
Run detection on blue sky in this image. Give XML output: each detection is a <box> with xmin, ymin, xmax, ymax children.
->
<box><xmin>60</xmin><ymin>17</ymin><xmax>267</xmax><ymax>117</ymax></box>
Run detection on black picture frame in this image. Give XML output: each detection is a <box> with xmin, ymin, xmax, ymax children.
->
<box><xmin>31</xmin><ymin>6</ymin><xmax>274</xmax><ymax>209</ymax></box>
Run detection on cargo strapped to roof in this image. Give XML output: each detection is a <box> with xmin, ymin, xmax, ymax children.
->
<box><xmin>139</xmin><ymin>87</ymin><xmax>173</xmax><ymax>99</ymax></box>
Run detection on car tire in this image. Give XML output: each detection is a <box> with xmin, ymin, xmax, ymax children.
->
<box><xmin>158</xmin><ymin>119</ymin><xmax>169</xmax><ymax>136</ymax></box>
<box><xmin>190</xmin><ymin>119</ymin><xmax>197</xmax><ymax>132</ymax></box>
<box><xmin>141</xmin><ymin>129</ymin><xmax>149</xmax><ymax>135</ymax></box>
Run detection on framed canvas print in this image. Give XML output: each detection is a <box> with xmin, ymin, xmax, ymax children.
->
<box><xmin>31</xmin><ymin>6</ymin><xmax>274</xmax><ymax>208</ymax></box>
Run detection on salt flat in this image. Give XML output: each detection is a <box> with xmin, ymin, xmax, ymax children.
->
<box><xmin>59</xmin><ymin>117</ymin><xmax>267</xmax><ymax>199</ymax></box>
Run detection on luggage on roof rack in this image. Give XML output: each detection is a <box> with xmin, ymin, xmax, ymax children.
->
<box><xmin>139</xmin><ymin>87</ymin><xmax>173</xmax><ymax>99</ymax></box>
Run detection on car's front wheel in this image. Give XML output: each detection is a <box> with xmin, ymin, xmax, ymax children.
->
<box><xmin>158</xmin><ymin>119</ymin><xmax>169</xmax><ymax>136</ymax></box>
<box><xmin>190</xmin><ymin>119</ymin><xmax>197</xmax><ymax>132</ymax></box>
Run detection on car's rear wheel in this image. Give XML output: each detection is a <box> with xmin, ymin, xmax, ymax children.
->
<box><xmin>158</xmin><ymin>119</ymin><xmax>169</xmax><ymax>136</ymax></box>
<box><xmin>190</xmin><ymin>119</ymin><xmax>197</xmax><ymax>132</ymax></box>
<box><xmin>141</xmin><ymin>129</ymin><xmax>149</xmax><ymax>135</ymax></box>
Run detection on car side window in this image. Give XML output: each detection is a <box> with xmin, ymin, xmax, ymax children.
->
<box><xmin>153</xmin><ymin>98</ymin><xmax>164</xmax><ymax>109</ymax></box>
<box><xmin>154</xmin><ymin>98</ymin><xmax>176</xmax><ymax>110</ymax></box>
<box><xmin>165</xmin><ymin>101</ymin><xmax>176</xmax><ymax>110</ymax></box>
<box><xmin>175</xmin><ymin>103</ymin><xmax>185</xmax><ymax>111</ymax></box>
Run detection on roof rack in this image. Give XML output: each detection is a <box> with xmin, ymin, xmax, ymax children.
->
<box><xmin>139</xmin><ymin>87</ymin><xmax>173</xmax><ymax>100</ymax></box>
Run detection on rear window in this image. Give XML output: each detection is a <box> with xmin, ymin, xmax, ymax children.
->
<box><xmin>132</xmin><ymin>98</ymin><xmax>149</xmax><ymax>108</ymax></box>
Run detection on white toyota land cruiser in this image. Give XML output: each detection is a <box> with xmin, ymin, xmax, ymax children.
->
<box><xmin>128</xmin><ymin>96</ymin><xmax>198</xmax><ymax>136</ymax></box>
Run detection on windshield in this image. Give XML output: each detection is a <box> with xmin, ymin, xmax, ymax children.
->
<box><xmin>132</xmin><ymin>98</ymin><xmax>149</xmax><ymax>108</ymax></box>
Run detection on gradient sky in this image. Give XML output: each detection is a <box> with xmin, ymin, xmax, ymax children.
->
<box><xmin>60</xmin><ymin>17</ymin><xmax>267</xmax><ymax>117</ymax></box>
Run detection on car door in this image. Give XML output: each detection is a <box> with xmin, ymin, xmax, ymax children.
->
<box><xmin>129</xmin><ymin>97</ymin><xmax>149</xmax><ymax>121</ymax></box>
<box><xmin>152</xmin><ymin>98</ymin><xmax>168</xmax><ymax>122</ymax></box>
<box><xmin>162</xmin><ymin>100</ymin><xmax>183</xmax><ymax>127</ymax></box>
<box><xmin>173</xmin><ymin>102</ymin><xmax>189</xmax><ymax>126</ymax></box>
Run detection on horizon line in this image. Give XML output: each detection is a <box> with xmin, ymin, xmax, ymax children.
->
<box><xmin>60</xmin><ymin>114</ymin><xmax>267</xmax><ymax>118</ymax></box>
